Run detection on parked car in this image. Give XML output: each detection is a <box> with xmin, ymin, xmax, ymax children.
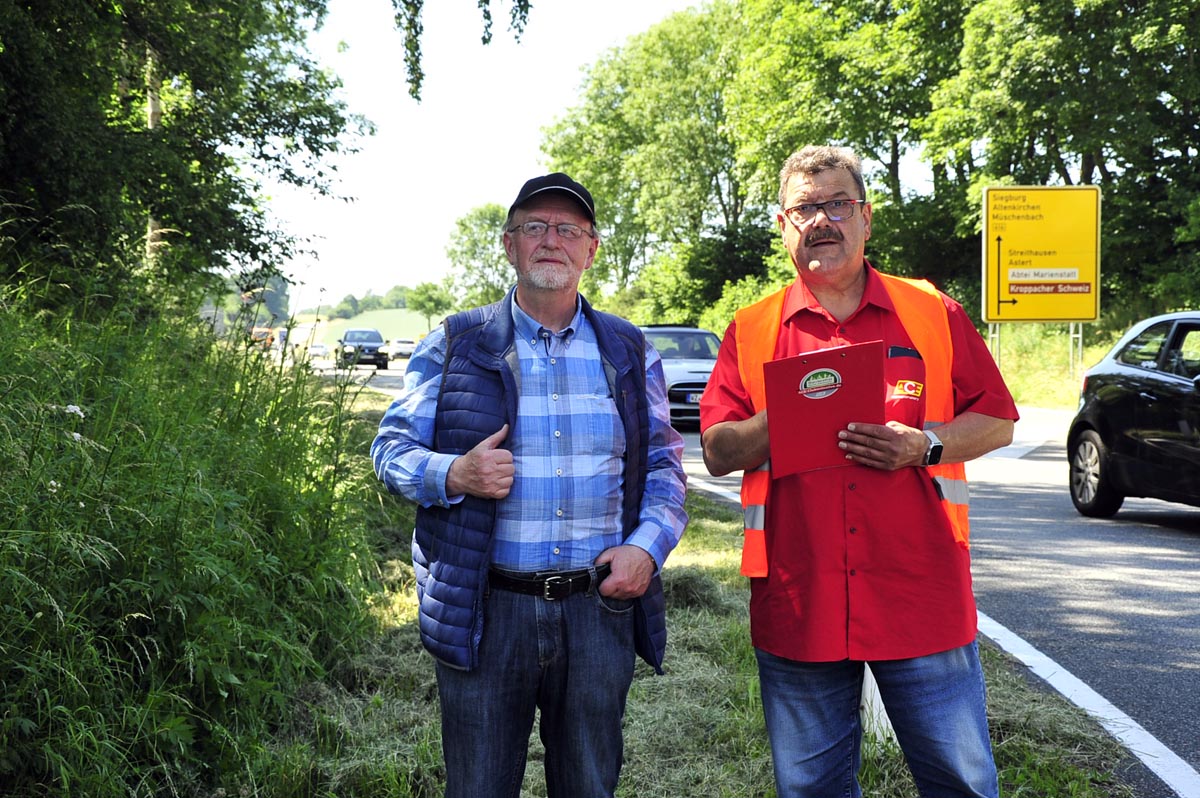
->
<box><xmin>387</xmin><ymin>338</ymin><xmax>417</xmax><ymax>358</ymax></box>
<box><xmin>640</xmin><ymin>325</ymin><xmax>722</xmax><ymax>426</ymax></box>
<box><xmin>1067</xmin><ymin>310</ymin><xmax>1200</xmax><ymax>517</ymax></box>
<box><xmin>307</xmin><ymin>342</ymin><xmax>330</xmax><ymax>360</ymax></box>
<box><xmin>337</xmin><ymin>328</ymin><xmax>389</xmax><ymax>370</ymax></box>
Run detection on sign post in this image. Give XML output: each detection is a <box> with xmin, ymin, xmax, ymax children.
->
<box><xmin>982</xmin><ymin>186</ymin><xmax>1101</xmax><ymax>323</ymax></box>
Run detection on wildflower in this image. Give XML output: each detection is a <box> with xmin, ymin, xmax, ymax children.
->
<box><xmin>72</xmin><ymin>432</ymin><xmax>83</xmax><ymax>442</ymax></box>
<box><xmin>65</xmin><ymin>404</ymin><xmax>85</xmax><ymax>419</ymax></box>
<box><xmin>48</xmin><ymin>480</ymin><xmax>59</xmax><ymax>494</ymax></box>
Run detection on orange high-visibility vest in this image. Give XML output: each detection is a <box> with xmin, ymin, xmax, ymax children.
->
<box><xmin>732</xmin><ymin>274</ymin><xmax>970</xmax><ymax>577</ymax></box>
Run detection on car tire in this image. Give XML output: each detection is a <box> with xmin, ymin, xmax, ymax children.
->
<box><xmin>377</xmin><ymin>360</ymin><xmax>389</xmax><ymax>370</ymax></box>
<box><xmin>1069</xmin><ymin>429</ymin><xmax>1125</xmax><ymax>518</ymax></box>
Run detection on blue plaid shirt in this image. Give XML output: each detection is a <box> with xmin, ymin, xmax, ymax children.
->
<box><xmin>372</xmin><ymin>298</ymin><xmax>688</xmax><ymax>572</ymax></box>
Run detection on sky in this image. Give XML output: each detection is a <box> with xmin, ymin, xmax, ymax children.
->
<box><xmin>270</xmin><ymin>0</ymin><xmax>697</xmax><ymax>314</ymax></box>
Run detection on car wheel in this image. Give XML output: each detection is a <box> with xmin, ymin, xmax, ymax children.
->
<box><xmin>1069</xmin><ymin>429</ymin><xmax>1124</xmax><ymax>518</ymax></box>
<box><xmin>377</xmin><ymin>360</ymin><xmax>389</xmax><ymax>370</ymax></box>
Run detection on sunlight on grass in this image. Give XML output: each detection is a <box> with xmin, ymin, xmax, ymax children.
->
<box><xmin>991</xmin><ymin>322</ymin><xmax>1118</xmax><ymax>409</ymax></box>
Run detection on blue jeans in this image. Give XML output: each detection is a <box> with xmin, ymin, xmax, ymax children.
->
<box><xmin>756</xmin><ymin>641</ymin><xmax>999</xmax><ymax>798</ymax></box>
<box><xmin>435</xmin><ymin>584</ymin><xmax>637</xmax><ymax>798</ymax></box>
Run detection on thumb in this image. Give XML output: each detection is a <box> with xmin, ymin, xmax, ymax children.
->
<box><xmin>476</xmin><ymin>424</ymin><xmax>509</xmax><ymax>450</ymax></box>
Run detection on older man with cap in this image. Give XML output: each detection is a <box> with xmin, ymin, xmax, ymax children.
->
<box><xmin>371</xmin><ymin>172</ymin><xmax>688</xmax><ymax>798</ymax></box>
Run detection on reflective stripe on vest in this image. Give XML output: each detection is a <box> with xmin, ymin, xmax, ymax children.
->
<box><xmin>731</xmin><ymin>274</ymin><xmax>972</xmax><ymax>578</ymax></box>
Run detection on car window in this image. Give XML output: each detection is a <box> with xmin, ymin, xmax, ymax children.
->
<box><xmin>646</xmin><ymin>331</ymin><xmax>720</xmax><ymax>360</ymax></box>
<box><xmin>1115</xmin><ymin>322</ymin><xmax>1172</xmax><ymax>370</ymax></box>
<box><xmin>345</xmin><ymin>330</ymin><xmax>382</xmax><ymax>343</ymax></box>
<box><xmin>1166</xmin><ymin>325</ymin><xmax>1200</xmax><ymax>380</ymax></box>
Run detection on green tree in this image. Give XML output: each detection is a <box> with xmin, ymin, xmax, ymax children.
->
<box><xmin>731</xmin><ymin>0</ymin><xmax>966</xmax><ymax>205</ymax></box>
<box><xmin>384</xmin><ymin>284</ymin><xmax>409</xmax><ymax>308</ymax></box>
<box><xmin>0</xmin><ymin>0</ymin><xmax>535</xmax><ymax>311</ymax></box>
<box><xmin>329</xmin><ymin>293</ymin><xmax>360</xmax><ymax>320</ymax></box>
<box><xmin>359</xmin><ymin>292</ymin><xmax>384</xmax><ymax>313</ymax></box>
<box><xmin>921</xmin><ymin>0</ymin><xmax>1200</xmax><ymax>323</ymax></box>
<box><xmin>391</xmin><ymin>0</ymin><xmax>531</xmax><ymax>99</ymax></box>
<box><xmin>544</xmin><ymin>2</ymin><xmax>759</xmax><ymax>294</ymax></box>
<box><xmin>408</xmin><ymin>280</ymin><xmax>454</xmax><ymax>330</ymax></box>
<box><xmin>0</xmin><ymin>0</ymin><xmax>370</xmax><ymax>307</ymax></box>
<box><xmin>445</xmin><ymin>204</ymin><xmax>512</xmax><ymax>308</ymax></box>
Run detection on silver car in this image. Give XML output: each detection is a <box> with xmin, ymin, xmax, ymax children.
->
<box><xmin>640</xmin><ymin>325</ymin><xmax>722</xmax><ymax>426</ymax></box>
<box><xmin>388</xmin><ymin>338</ymin><xmax>417</xmax><ymax>358</ymax></box>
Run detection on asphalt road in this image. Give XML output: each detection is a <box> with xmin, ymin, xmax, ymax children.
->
<box><xmin>968</xmin><ymin>439</ymin><xmax>1200</xmax><ymax>797</ymax></box>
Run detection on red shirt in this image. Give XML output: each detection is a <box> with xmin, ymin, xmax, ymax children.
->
<box><xmin>700</xmin><ymin>267</ymin><xmax>1018</xmax><ymax>662</ymax></box>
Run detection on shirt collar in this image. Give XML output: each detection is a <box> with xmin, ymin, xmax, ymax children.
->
<box><xmin>511</xmin><ymin>296</ymin><xmax>582</xmax><ymax>350</ymax></box>
<box><xmin>782</xmin><ymin>260</ymin><xmax>896</xmax><ymax>324</ymax></box>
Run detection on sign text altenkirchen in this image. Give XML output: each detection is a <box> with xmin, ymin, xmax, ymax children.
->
<box><xmin>981</xmin><ymin>186</ymin><xmax>1101</xmax><ymax>323</ymax></box>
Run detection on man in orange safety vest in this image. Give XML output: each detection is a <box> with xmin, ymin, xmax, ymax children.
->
<box><xmin>700</xmin><ymin>145</ymin><xmax>1018</xmax><ymax>798</ymax></box>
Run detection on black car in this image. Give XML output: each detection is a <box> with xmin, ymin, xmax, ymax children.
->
<box><xmin>640</xmin><ymin>325</ymin><xmax>722</xmax><ymax>425</ymax></box>
<box><xmin>336</xmin><ymin>328</ymin><xmax>389</xmax><ymax>370</ymax></box>
<box><xmin>1067</xmin><ymin>311</ymin><xmax>1200</xmax><ymax>517</ymax></box>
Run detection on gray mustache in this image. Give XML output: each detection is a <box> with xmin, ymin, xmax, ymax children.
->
<box><xmin>805</xmin><ymin>230</ymin><xmax>842</xmax><ymax>246</ymax></box>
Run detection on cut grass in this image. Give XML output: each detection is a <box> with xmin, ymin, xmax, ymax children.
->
<box><xmin>271</xmin><ymin>390</ymin><xmax>1137</xmax><ymax>797</ymax></box>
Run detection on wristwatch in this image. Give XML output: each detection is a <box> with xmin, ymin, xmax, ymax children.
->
<box><xmin>922</xmin><ymin>429</ymin><xmax>944</xmax><ymax>466</ymax></box>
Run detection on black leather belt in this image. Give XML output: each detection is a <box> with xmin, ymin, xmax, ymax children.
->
<box><xmin>488</xmin><ymin>563</ymin><xmax>612</xmax><ymax>600</ymax></box>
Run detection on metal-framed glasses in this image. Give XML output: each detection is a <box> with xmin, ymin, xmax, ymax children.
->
<box><xmin>506</xmin><ymin>221</ymin><xmax>595</xmax><ymax>240</ymax></box>
<box><xmin>782</xmin><ymin>199</ymin><xmax>866</xmax><ymax>225</ymax></box>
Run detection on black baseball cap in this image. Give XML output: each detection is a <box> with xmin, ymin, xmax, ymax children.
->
<box><xmin>508</xmin><ymin>172</ymin><xmax>595</xmax><ymax>224</ymax></box>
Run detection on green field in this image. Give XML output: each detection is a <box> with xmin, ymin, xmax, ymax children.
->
<box><xmin>289</xmin><ymin>307</ymin><xmax>435</xmax><ymax>349</ymax></box>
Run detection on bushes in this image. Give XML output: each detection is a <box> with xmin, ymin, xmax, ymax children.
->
<box><xmin>0</xmin><ymin>284</ymin><xmax>379</xmax><ymax>796</ymax></box>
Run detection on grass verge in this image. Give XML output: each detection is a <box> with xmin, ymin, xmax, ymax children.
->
<box><xmin>272</xmin><ymin>389</ymin><xmax>1137</xmax><ymax>798</ymax></box>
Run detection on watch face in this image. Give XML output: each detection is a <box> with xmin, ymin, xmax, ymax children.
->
<box><xmin>927</xmin><ymin>444</ymin><xmax>943</xmax><ymax>465</ymax></box>
<box><xmin>924</xmin><ymin>430</ymin><xmax>943</xmax><ymax>465</ymax></box>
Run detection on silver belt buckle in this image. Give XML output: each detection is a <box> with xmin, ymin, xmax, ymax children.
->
<box><xmin>543</xmin><ymin>574</ymin><xmax>571</xmax><ymax>600</ymax></box>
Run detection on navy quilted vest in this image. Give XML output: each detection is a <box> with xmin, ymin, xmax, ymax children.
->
<box><xmin>412</xmin><ymin>290</ymin><xmax>666</xmax><ymax>673</ymax></box>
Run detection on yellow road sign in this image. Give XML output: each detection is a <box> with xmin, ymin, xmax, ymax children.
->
<box><xmin>982</xmin><ymin>186</ymin><xmax>1101</xmax><ymax>322</ymax></box>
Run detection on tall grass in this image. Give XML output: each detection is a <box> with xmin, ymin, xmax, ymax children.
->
<box><xmin>990</xmin><ymin>322</ymin><xmax>1121</xmax><ymax>409</ymax></box>
<box><xmin>0</xmin><ymin>277</ymin><xmax>380</xmax><ymax>796</ymax></box>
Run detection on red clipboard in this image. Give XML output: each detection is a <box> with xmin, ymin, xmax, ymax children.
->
<box><xmin>763</xmin><ymin>340</ymin><xmax>885</xmax><ymax>475</ymax></box>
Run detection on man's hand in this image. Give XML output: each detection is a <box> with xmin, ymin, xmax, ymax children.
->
<box><xmin>837</xmin><ymin>412</ymin><xmax>1015</xmax><ymax>470</ymax></box>
<box><xmin>594</xmin><ymin>545</ymin><xmax>656</xmax><ymax>599</ymax></box>
<box><xmin>446</xmin><ymin>424</ymin><xmax>514</xmax><ymax>499</ymax></box>
<box><xmin>837</xmin><ymin>421</ymin><xmax>925</xmax><ymax>470</ymax></box>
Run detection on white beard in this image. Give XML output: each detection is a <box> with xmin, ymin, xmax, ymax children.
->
<box><xmin>524</xmin><ymin>261</ymin><xmax>575</xmax><ymax>291</ymax></box>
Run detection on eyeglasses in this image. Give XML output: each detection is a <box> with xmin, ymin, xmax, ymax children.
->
<box><xmin>506</xmin><ymin>221</ymin><xmax>595</xmax><ymax>240</ymax></box>
<box><xmin>782</xmin><ymin>199</ymin><xmax>866</xmax><ymax>225</ymax></box>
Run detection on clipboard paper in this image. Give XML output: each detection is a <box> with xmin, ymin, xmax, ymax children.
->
<box><xmin>763</xmin><ymin>339</ymin><xmax>885</xmax><ymax>476</ymax></box>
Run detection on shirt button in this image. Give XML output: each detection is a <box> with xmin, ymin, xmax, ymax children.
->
<box><xmin>554</xmin><ymin>430</ymin><xmax>561</xmax><ymax>437</ymax></box>
<box><xmin>556</xmin><ymin>508</ymin><xmax>564</xmax><ymax>517</ymax></box>
<box><xmin>552</xmin><ymin>393</ymin><xmax>559</xmax><ymax>400</ymax></box>
<box><xmin>550</xmin><ymin>358</ymin><xmax>557</xmax><ymax>365</ymax></box>
<box><xmin>850</xmin><ymin>569</ymin><xmax>857</xmax><ymax>576</ymax></box>
<box><xmin>553</xmin><ymin>547</ymin><xmax>561</xmax><ymax>554</ymax></box>
<box><xmin>849</xmin><ymin>527</ymin><xmax>857</xmax><ymax>534</ymax></box>
<box><xmin>848</xmin><ymin>483</ymin><xmax>856</xmax><ymax>491</ymax></box>
<box><xmin>556</xmin><ymin>468</ymin><xmax>563</xmax><ymax>476</ymax></box>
